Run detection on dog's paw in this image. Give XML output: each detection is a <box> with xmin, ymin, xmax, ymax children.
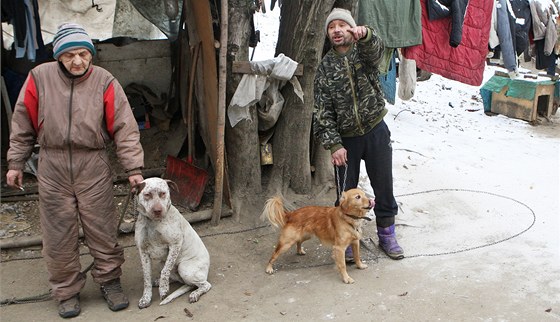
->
<box><xmin>356</xmin><ymin>262</ymin><xmax>368</xmax><ymax>270</ymax></box>
<box><xmin>343</xmin><ymin>276</ymin><xmax>355</xmax><ymax>284</ymax></box>
<box><xmin>265</xmin><ymin>265</ymin><xmax>275</xmax><ymax>274</ymax></box>
<box><xmin>189</xmin><ymin>292</ymin><xmax>200</xmax><ymax>303</ymax></box>
<box><xmin>297</xmin><ymin>249</ymin><xmax>306</xmax><ymax>255</ymax></box>
<box><xmin>138</xmin><ymin>296</ymin><xmax>152</xmax><ymax>309</ymax></box>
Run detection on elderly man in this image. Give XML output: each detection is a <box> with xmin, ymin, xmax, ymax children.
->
<box><xmin>313</xmin><ymin>8</ymin><xmax>403</xmax><ymax>262</ymax></box>
<box><xmin>6</xmin><ymin>23</ymin><xmax>144</xmax><ymax>318</ymax></box>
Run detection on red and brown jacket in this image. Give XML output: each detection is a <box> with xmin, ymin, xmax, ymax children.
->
<box><xmin>7</xmin><ymin>62</ymin><xmax>144</xmax><ymax>174</ymax></box>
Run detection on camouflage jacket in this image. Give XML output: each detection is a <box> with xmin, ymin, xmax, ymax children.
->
<box><xmin>313</xmin><ymin>26</ymin><xmax>387</xmax><ymax>153</ymax></box>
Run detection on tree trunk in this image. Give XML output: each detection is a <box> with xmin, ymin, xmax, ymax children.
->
<box><xmin>224</xmin><ymin>0</ymin><xmax>359</xmax><ymax>207</ymax></box>
<box><xmin>225</xmin><ymin>0</ymin><xmax>262</xmax><ymax>218</ymax></box>
<box><xmin>267</xmin><ymin>0</ymin><xmax>337</xmax><ymax>195</ymax></box>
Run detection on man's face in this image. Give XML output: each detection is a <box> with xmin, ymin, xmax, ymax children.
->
<box><xmin>327</xmin><ymin>19</ymin><xmax>354</xmax><ymax>49</ymax></box>
<box><xmin>59</xmin><ymin>48</ymin><xmax>92</xmax><ymax>76</ymax></box>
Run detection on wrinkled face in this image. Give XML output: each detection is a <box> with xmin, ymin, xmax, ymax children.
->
<box><xmin>327</xmin><ymin>19</ymin><xmax>354</xmax><ymax>51</ymax></box>
<box><xmin>59</xmin><ymin>48</ymin><xmax>92</xmax><ymax>76</ymax></box>
<box><xmin>137</xmin><ymin>178</ymin><xmax>172</xmax><ymax>221</ymax></box>
<box><xmin>339</xmin><ymin>188</ymin><xmax>372</xmax><ymax>217</ymax></box>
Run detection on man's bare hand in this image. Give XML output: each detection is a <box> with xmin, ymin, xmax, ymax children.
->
<box><xmin>347</xmin><ymin>26</ymin><xmax>367</xmax><ymax>41</ymax></box>
<box><xmin>128</xmin><ymin>174</ymin><xmax>144</xmax><ymax>193</ymax></box>
<box><xmin>331</xmin><ymin>148</ymin><xmax>347</xmax><ymax>167</ymax></box>
<box><xmin>6</xmin><ymin>169</ymin><xmax>24</xmax><ymax>190</ymax></box>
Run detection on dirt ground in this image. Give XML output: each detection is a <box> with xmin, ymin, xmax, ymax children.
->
<box><xmin>1</xmin><ymin>188</ymin><xmax>559</xmax><ymax>322</ymax></box>
<box><xmin>1</xmin><ymin>104</ymin><xmax>560</xmax><ymax>321</ymax></box>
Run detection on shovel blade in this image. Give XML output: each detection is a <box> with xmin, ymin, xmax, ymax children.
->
<box><xmin>164</xmin><ymin>155</ymin><xmax>209</xmax><ymax>210</ymax></box>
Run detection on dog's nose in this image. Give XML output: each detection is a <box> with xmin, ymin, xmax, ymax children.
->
<box><xmin>153</xmin><ymin>209</ymin><xmax>162</xmax><ymax>218</ymax></box>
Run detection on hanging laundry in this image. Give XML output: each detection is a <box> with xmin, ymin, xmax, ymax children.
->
<box><xmin>496</xmin><ymin>0</ymin><xmax>519</xmax><ymax>75</ymax></box>
<box><xmin>530</xmin><ymin>0</ymin><xmax>559</xmax><ymax>74</ymax></box>
<box><xmin>378</xmin><ymin>49</ymin><xmax>397</xmax><ymax>105</ymax></box>
<box><xmin>357</xmin><ymin>0</ymin><xmax>422</xmax><ymax>48</ymax></box>
<box><xmin>530</xmin><ymin>0</ymin><xmax>558</xmax><ymax>56</ymax></box>
<box><xmin>1</xmin><ymin>0</ymin><xmax>45</xmax><ymax>61</ymax></box>
<box><xmin>426</xmin><ymin>0</ymin><xmax>468</xmax><ymax>47</ymax></box>
<box><xmin>402</xmin><ymin>0</ymin><xmax>493</xmax><ymax>86</ymax></box>
<box><xmin>510</xmin><ymin>0</ymin><xmax>532</xmax><ymax>56</ymax></box>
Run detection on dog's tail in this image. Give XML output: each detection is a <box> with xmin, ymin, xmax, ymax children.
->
<box><xmin>262</xmin><ymin>196</ymin><xmax>286</xmax><ymax>228</ymax></box>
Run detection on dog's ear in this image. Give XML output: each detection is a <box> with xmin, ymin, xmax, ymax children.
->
<box><xmin>165</xmin><ymin>179</ymin><xmax>179</xmax><ymax>192</ymax></box>
<box><xmin>340</xmin><ymin>190</ymin><xmax>348</xmax><ymax>203</ymax></box>
<box><xmin>133</xmin><ymin>181</ymin><xmax>146</xmax><ymax>195</ymax></box>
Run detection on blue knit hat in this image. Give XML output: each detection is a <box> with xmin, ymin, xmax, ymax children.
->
<box><xmin>52</xmin><ymin>23</ymin><xmax>96</xmax><ymax>60</ymax></box>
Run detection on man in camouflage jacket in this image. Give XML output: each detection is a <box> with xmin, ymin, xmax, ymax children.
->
<box><xmin>313</xmin><ymin>8</ymin><xmax>403</xmax><ymax>260</ymax></box>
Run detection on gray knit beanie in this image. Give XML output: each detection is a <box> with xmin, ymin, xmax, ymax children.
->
<box><xmin>324</xmin><ymin>8</ymin><xmax>356</xmax><ymax>33</ymax></box>
<box><xmin>52</xmin><ymin>23</ymin><xmax>96</xmax><ymax>60</ymax></box>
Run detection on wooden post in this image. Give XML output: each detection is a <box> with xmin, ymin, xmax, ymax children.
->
<box><xmin>212</xmin><ymin>0</ymin><xmax>228</xmax><ymax>225</ymax></box>
<box><xmin>2</xmin><ymin>76</ymin><xmax>12</xmax><ymax>133</ymax></box>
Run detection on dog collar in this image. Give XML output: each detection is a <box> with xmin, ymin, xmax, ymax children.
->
<box><xmin>345</xmin><ymin>214</ymin><xmax>372</xmax><ymax>221</ymax></box>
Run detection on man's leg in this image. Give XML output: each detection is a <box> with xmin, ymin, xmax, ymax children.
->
<box><xmin>337</xmin><ymin>135</ymin><xmax>366</xmax><ymax>261</ymax></box>
<box><xmin>74</xmin><ymin>150</ymin><xmax>128</xmax><ymax>311</ymax></box>
<box><xmin>363</xmin><ymin>121</ymin><xmax>403</xmax><ymax>259</ymax></box>
<box><xmin>38</xmin><ymin>149</ymin><xmax>84</xmax><ymax>318</ymax></box>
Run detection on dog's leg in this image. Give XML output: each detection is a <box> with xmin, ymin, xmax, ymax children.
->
<box><xmin>352</xmin><ymin>240</ymin><xmax>368</xmax><ymax>270</ymax></box>
<box><xmin>138</xmin><ymin>250</ymin><xmax>154</xmax><ymax>308</ymax></box>
<box><xmin>266</xmin><ymin>239</ymin><xmax>296</xmax><ymax>274</ymax></box>
<box><xmin>159</xmin><ymin>244</ymin><xmax>181</xmax><ymax>299</ymax></box>
<box><xmin>296</xmin><ymin>241</ymin><xmax>306</xmax><ymax>255</ymax></box>
<box><xmin>333</xmin><ymin>245</ymin><xmax>354</xmax><ymax>284</ymax></box>
<box><xmin>188</xmin><ymin>281</ymin><xmax>212</xmax><ymax>303</ymax></box>
<box><xmin>160</xmin><ymin>261</ymin><xmax>211</xmax><ymax>305</ymax></box>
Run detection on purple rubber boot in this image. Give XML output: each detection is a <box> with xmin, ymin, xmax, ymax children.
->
<box><xmin>377</xmin><ymin>225</ymin><xmax>404</xmax><ymax>260</ymax></box>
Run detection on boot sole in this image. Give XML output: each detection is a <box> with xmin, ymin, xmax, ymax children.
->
<box><xmin>380</xmin><ymin>247</ymin><xmax>405</xmax><ymax>260</ymax></box>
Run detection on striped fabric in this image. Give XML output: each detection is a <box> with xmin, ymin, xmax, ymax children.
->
<box><xmin>52</xmin><ymin>23</ymin><xmax>96</xmax><ymax>59</ymax></box>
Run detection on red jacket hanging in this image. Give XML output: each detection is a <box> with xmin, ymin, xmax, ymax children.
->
<box><xmin>402</xmin><ymin>0</ymin><xmax>493</xmax><ymax>86</ymax></box>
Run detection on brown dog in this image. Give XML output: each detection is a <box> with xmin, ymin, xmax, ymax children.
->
<box><xmin>263</xmin><ymin>188</ymin><xmax>372</xmax><ymax>284</ymax></box>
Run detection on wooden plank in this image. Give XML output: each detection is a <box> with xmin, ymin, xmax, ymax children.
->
<box><xmin>95</xmin><ymin>40</ymin><xmax>171</xmax><ymax>95</ymax></box>
<box><xmin>1</xmin><ymin>76</ymin><xmax>12</xmax><ymax>133</ymax></box>
<box><xmin>232</xmin><ymin>61</ymin><xmax>304</xmax><ymax>76</ymax></box>
<box><xmin>491</xmin><ymin>90</ymin><xmax>534</xmax><ymax>121</ymax></box>
<box><xmin>186</xmin><ymin>0</ymin><xmax>231</xmax><ymax>210</ymax></box>
<box><xmin>212</xmin><ymin>0</ymin><xmax>229</xmax><ymax>225</ymax></box>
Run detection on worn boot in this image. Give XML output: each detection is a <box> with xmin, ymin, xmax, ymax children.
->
<box><xmin>58</xmin><ymin>294</ymin><xmax>80</xmax><ymax>318</ymax></box>
<box><xmin>377</xmin><ymin>225</ymin><xmax>404</xmax><ymax>260</ymax></box>
<box><xmin>100</xmin><ymin>278</ymin><xmax>129</xmax><ymax>311</ymax></box>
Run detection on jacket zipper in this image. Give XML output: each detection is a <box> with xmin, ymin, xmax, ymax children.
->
<box><xmin>68</xmin><ymin>80</ymin><xmax>74</xmax><ymax>184</ymax></box>
<box><xmin>344</xmin><ymin>57</ymin><xmax>364</xmax><ymax>134</ymax></box>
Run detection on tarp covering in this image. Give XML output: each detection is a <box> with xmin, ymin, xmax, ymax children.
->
<box><xmin>1</xmin><ymin>0</ymin><xmax>168</xmax><ymax>49</ymax></box>
<box><xmin>129</xmin><ymin>0</ymin><xmax>183</xmax><ymax>41</ymax></box>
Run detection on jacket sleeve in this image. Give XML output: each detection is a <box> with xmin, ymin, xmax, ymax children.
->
<box><xmin>313</xmin><ymin>64</ymin><xmax>343</xmax><ymax>154</ymax></box>
<box><xmin>7</xmin><ymin>74</ymin><xmax>38</xmax><ymax>170</ymax></box>
<box><xmin>426</xmin><ymin>0</ymin><xmax>468</xmax><ymax>47</ymax></box>
<box><xmin>357</xmin><ymin>26</ymin><xmax>385</xmax><ymax>74</ymax></box>
<box><xmin>104</xmin><ymin>79</ymin><xmax>144</xmax><ymax>175</ymax></box>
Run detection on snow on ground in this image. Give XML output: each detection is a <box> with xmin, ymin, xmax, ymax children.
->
<box><xmin>253</xmin><ymin>6</ymin><xmax>560</xmax><ymax>283</ymax></box>
<box><xmin>376</xmin><ymin>66</ymin><xmax>559</xmax><ymax>259</ymax></box>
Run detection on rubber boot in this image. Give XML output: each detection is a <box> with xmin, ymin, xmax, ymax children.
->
<box><xmin>377</xmin><ymin>225</ymin><xmax>404</xmax><ymax>260</ymax></box>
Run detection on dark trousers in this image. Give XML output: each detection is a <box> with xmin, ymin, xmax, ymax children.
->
<box><xmin>335</xmin><ymin>120</ymin><xmax>398</xmax><ymax>223</ymax></box>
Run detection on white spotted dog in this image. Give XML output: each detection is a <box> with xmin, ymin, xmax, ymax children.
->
<box><xmin>134</xmin><ymin>178</ymin><xmax>211</xmax><ymax>308</ymax></box>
